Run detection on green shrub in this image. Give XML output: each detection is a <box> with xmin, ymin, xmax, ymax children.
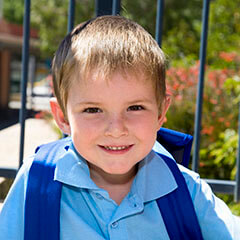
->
<box><xmin>200</xmin><ymin>129</ymin><xmax>238</xmax><ymax>180</ymax></box>
<box><xmin>164</xmin><ymin>52</ymin><xmax>240</xmax><ymax>180</ymax></box>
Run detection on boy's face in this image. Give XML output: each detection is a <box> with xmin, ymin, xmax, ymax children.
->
<box><xmin>51</xmin><ymin>70</ymin><xmax>169</xmax><ymax>180</ymax></box>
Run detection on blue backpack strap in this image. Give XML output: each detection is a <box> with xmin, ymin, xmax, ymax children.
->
<box><xmin>156</xmin><ymin>154</ymin><xmax>203</xmax><ymax>240</ymax></box>
<box><xmin>24</xmin><ymin>137</ymin><xmax>71</xmax><ymax>240</ymax></box>
<box><xmin>157</xmin><ymin>127</ymin><xmax>193</xmax><ymax>168</ymax></box>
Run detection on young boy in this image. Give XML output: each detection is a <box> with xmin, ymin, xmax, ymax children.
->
<box><xmin>0</xmin><ymin>15</ymin><xmax>239</xmax><ymax>240</ymax></box>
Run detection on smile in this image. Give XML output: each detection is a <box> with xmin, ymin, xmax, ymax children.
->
<box><xmin>104</xmin><ymin>146</ymin><xmax>129</xmax><ymax>151</ymax></box>
<box><xmin>99</xmin><ymin>144</ymin><xmax>133</xmax><ymax>152</ymax></box>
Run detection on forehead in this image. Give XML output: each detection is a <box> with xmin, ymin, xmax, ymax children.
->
<box><xmin>68</xmin><ymin>68</ymin><xmax>155</xmax><ymax>100</ymax></box>
<box><xmin>74</xmin><ymin>66</ymin><xmax>152</xmax><ymax>87</ymax></box>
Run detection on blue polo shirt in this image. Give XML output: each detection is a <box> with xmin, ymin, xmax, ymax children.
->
<box><xmin>0</xmin><ymin>141</ymin><xmax>239</xmax><ymax>240</ymax></box>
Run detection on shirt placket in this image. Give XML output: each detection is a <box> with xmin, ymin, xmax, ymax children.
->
<box><xmin>107</xmin><ymin>194</ymin><xmax>144</xmax><ymax>240</ymax></box>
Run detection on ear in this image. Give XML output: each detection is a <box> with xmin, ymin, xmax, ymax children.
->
<box><xmin>157</xmin><ymin>94</ymin><xmax>171</xmax><ymax>129</ymax></box>
<box><xmin>50</xmin><ymin>98</ymin><xmax>71</xmax><ymax>135</ymax></box>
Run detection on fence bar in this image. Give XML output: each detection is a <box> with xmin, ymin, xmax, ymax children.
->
<box><xmin>192</xmin><ymin>0</ymin><xmax>210</xmax><ymax>172</ymax></box>
<box><xmin>95</xmin><ymin>0</ymin><xmax>112</xmax><ymax>17</ymax></box>
<box><xmin>68</xmin><ymin>0</ymin><xmax>75</xmax><ymax>33</ymax></box>
<box><xmin>155</xmin><ymin>0</ymin><xmax>164</xmax><ymax>47</ymax></box>
<box><xmin>112</xmin><ymin>0</ymin><xmax>121</xmax><ymax>15</ymax></box>
<box><xmin>234</xmin><ymin>102</ymin><xmax>240</xmax><ymax>202</ymax></box>
<box><xmin>19</xmin><ymin>0</ymin><xmax>31</xmax><ymax>168</ymax></box>
<box><xmin>205</xmin><ymin>179</ymin><xmax>235</xmax><ymax>194</ymax></box>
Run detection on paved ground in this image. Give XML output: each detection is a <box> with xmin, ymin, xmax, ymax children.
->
<box><xmin>0</xmin><ymin>118</ymin><xmax>59</xmax><ymax>211</ymax></box>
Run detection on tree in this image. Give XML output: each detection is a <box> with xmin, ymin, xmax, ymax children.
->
<box><xmin>207</xmin><ymin>0</ymin><xmax>240</xmax><ymax>67</ymax></box>
<box><xmin>31</xmin><ymin>0</ymin><xmax>94</xmax><ymax>57</ymax></box>
<box><xmin>121</xmin><ymin>0</ymin><xmax>203</xmax><ymax>65</ymax></box>
<box><xmin>3</xmin><ymin>0</ymin><xmax>24</xmax><ymax>24</ymax></box>
<box><xmin>3</xmin><ymin>0</ymin><xmax>94</xmax><ymax>57</ymax></box>
<box><xmin>3</xmin><ymin>0</ymin><xmax>240</xmax><ymax>65</ymax></box>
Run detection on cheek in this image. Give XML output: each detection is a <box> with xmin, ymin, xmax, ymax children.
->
<box><xmin>70</xmin><ymin>119</ymin><xmax>97</xmax><ymax>156</ymax></box>
<box><xmin>128</xmin><ymin>114</ymin><xmax>160</xmax><ymax>132</ymax></box>
<box><xmin>128</xmin><ymin>115</ymin><xmax>159</xmax><ymax>147</ymax></box>
<box><xmin>69</xmin><ymin>115</ymin><xmax>104</xmax><ymax>139</ymax></box>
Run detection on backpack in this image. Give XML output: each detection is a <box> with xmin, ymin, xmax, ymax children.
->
<box><xmin>24</xmin><ymin>129</ymin><xmax>203</xmax><ymax>240</ymax></box>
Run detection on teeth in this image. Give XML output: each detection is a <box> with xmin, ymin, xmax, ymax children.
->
<box><xmin>104</xmin><ymin>146</ymin><xmax>128</xmax><ymax>150</ymax></box>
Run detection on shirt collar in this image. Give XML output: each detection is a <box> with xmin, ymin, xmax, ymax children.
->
<box><xmin>55</xmin><ymin>141</ymin><xmax>99</xmax><ymax>190</ymax></box>
<box><xmin>55</xmin><ymin>140</ymin><xmax>178</xmax><ymax>202</ymax></box>
<box><xmin>130</xmin><ymin>143</ymin><xmax>177</xmax><ymax>203</ymax></box>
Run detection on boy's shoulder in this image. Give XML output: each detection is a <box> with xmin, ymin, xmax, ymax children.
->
<box><xmin>178</xmin><ymin>164</ymin><xmax>200</xmax><ymax>182</ymax></box>
<box><xmin>177</xmin><ymin>163</ymin><xmax>202</xmax><ymax>196</ymax></box>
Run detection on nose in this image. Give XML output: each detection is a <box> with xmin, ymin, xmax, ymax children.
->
<box><xmin>104</xmin><ymin>114</ymin><xmax>128</xmax><ymax>138</ymax></box>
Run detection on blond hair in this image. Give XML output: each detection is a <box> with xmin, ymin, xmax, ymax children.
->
<box><xmin>52</xmin><ymin>15</ymin><xmax>167</xmax><ymax>117</ymax></box>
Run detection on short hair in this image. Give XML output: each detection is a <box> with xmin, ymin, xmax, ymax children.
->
<box><xmin>52</xmin><ymin>15</ymin><xmax>167</xmax><ymax>118</ymax></box>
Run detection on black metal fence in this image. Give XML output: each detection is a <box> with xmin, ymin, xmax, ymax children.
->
<box><xmin>0</xmin><ymin>0</ymin><xmax>239</xmax><ymax>202</ymax></box>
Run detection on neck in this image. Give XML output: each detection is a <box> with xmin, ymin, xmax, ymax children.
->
<box><xmin>89</xmin><ymin>164</ymin><xmax>137</xmax><ymax>205</ymax></box>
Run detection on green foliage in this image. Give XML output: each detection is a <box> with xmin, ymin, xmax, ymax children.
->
<box><xmin>121</xmin><ymin>0</ymin><xmax>157</xmax><ymax>36</ymax></box>
<box><xmin>122</xmin><ymin>0</ymin><xmax>202</xmax><ymax>62</ymax></box>
<box><xmin>3</xmin><ymin>0</ymin><xmax>24</xmax><ymax>24</ymax></box>
<box><xmin>31</xmin><ymin>0</ymin><xmax>94</xmax><ymax>57</ymax></box>
<box><xmin>198</xmin><ymin>73</ymin><xmax>240</xmax><ymax>179</ymax></box>
<box><xmin>31</xmin><ymin>0</ymin><xmax>69</xmax><ymax>56</ymax></box>
<box><xmin>229</xmin><ymin>202</ymin><xmax>240</xmax><ymax>216</ymax></box>
<box><xmin>3</xmin><ymin>0</ymin><xmax>94</xmax><ymax>57</ymax></box>
<box><xmin>164</xmin><ymin>53</ymin><xmax>240</xmax><ymax>180</ymax></box>
<box><xmin>208</xmin><ymin>0</ymin><xmax>240</xmax><ymax>66</ymax></box>
<box><xmin>3</xmin><ymin>0</ymin><xmax>240</xmax><ymax>64</ymax></box>
<box><xmin>224</xmin><ymin>75</ymin><xmax>240</xmax><ymax>104</ymax></box>
<box><xmin>200</xmin><ymin>129</ymin><xmax>238</xmax><ymax>180</ymax></box>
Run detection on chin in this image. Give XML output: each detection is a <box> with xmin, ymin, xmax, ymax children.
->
<box><xmin>104</xmin><ymin>165</ymin><xmax>137</xmax><ymax>176</ymax></box>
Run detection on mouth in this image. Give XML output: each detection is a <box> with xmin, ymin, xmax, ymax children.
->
<box><xmin>99</xmin><ymin>144</ymin><xmax>133</xmax><ymax>153</ymax></box>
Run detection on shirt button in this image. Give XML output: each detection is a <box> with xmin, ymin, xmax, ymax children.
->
<box><xmin>129</xmin><ymin>202</ymin><xmax>138</xmax><ymax>208</ymax></box>
<box><xmin>111</xmin><ymin>221</ymin><xmax>119</xmax><ymax>228</ymax></box>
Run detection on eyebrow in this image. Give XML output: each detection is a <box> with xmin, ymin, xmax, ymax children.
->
<box><xmin>127</xmin><ymin>98</ymin><xmax>155</xmax><ymax>105</ymax></box>
<box><xmin>72</xmin><ymin>101</ymin><xmax>101</xmax><ymax>112</ymax></box>
<box><xmin>75</xmin><ymin>101</ymin><xmax>101</xmax><ymax>105</ymax></box>
<box><xmin>73</xmin><ymin>98</ymin><xmax>155</xmax><ymax>108</ymax></box>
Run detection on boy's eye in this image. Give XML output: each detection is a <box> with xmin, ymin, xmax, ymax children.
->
<box><xmin>83</xmin><ymin>107</ymin><xmax>102</xmax><ymax>113</ymax></box>
<box><xmin>127</xmin><ymin>105</ymin><xmax>144</xmax><ymax>111</ymax></box>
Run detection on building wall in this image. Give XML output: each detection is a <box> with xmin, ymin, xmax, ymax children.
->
<box><xmin>0</xmin><ymin>50</ymin><xmax>10</xmax><ymax>109</ymax></box>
